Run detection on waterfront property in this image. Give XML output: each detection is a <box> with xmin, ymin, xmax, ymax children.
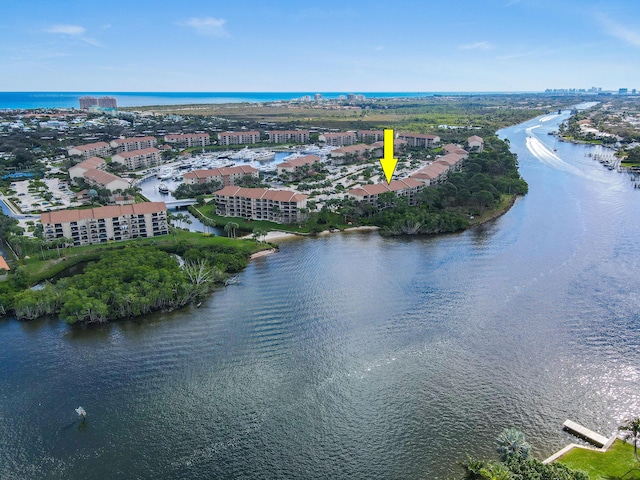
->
<box><xmin>40</xmin><ymin>201</ymin><xmax>169</xmax><ymax>246</ymax></box>
<box><xmin>68</xmin><ymin>156</ymin><xmax>106</xmax><ymax>181</ymax></box>
<box><xmin>468</xmin><ymin>135</ymin><xmax>484</xmax><ymax>152</ymax></box>
<box><xmin>218</xmin><ymin>131</ymin><xmax>260</xmax><ymax>146</ymax></box>
<box><xmin>81</xmin><ymin>168</ymin><xmax>131</xmax><ymax>192</ymax></box>
<box><xmin>67</xmin><ymin>141</ymin><xmax>111</xmax><ymax>160</ymax></box>
<box><xmin>442</xmin><ymin>143</ymin><xmax>469</xmax><ymax>156</ymax></box>
<box><xmin>348</xmin><ymin>178</ymin><xmax>424</xmax><ymax>206</ymax></box>
<box><xmin>110</xmin><ymin>136</ymin><xmax>157</xmax><ymax>153</ymax></box>
<box><xmin>409</xmin><ymin>162</ymin><xmax>450</xmax><ymax>186</ymax></box>
<box><xmin>213</xmin><ymin>186</ymin><xmax>308</xmax><ymax>224</ymax></box>
<box><xmin>397</xmin><ymin>133</ymin><xmax>441</xmax><ymax>148</ymax></box>
<box><xmin>183</xmin><ymin>165</ymin><xmax>259</xmax><ymax>186</ymax></box>
<box><xmin>164</xmin><ymin>133</ymin><xmax>210</xmax><ymax>148</ymax></box>
<box><xmin>319</xmin><ymin>131</ymin><xmax>357</xmax><ymax>146</ymax></box>
<box><xmin>267</xmin><ymin>130</ymin><xmax>310</xmax><ymax>144</ymax></box>
<box><xmin>277</xmin><ymin>154</ymin><xmax>321</xmax><ymax>176</ymax></box>
<box><xmin>111</xmin><ymin>147</ymin><xmax>162</xmax><ymax>169</ymax></box>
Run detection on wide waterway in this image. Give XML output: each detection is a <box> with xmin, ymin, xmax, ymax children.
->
<box><xmin>1</xmin><ymin>109</ymin><xmax>639</xmax><ymax>479</ymax></box>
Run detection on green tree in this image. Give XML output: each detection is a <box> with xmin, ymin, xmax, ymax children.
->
<box><xmin>619</xmin><ymin>417</ymin><xmax>640</xmax><ymax>463</ymax></box>
<box><xmin>496</xmin><ymin>428</ymin><xmax>531</xmax><ymax>462</ymax></box>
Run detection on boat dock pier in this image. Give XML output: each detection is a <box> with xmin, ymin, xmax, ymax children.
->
<box><xmin>562</xmin><ymin>419</ymin><xmax>609</xmax><ymax>448</ymax></box>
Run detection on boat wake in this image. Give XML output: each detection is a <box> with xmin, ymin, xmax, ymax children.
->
<box><xmin>525</xmin><ymin>136</ymin><xmax>605</xmax><ymax>183</ymax></box>
<box><xmin>539</xmin><ymin>113</ymin><xmax>560</xmax><ymax>123</ymax></box>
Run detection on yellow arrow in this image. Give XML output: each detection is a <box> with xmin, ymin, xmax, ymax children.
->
<box><xmin>379</xmin><ymin>129</ymin><xmax>398</xmax><ymax>184</ymax></box>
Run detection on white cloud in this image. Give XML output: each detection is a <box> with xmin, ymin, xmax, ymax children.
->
<box><xmin>459</xmin><ymin>41</ymin><xmax>493</xmax><ymax>51</ymax></box>
<box><xmin>598</xmin><ymin>15</ymin><xmax>640</xmax><ymax>47</ymax></box>
<box><xmin>177</xmin><ymin>17</ymin><xmax>229</xmax><ymax>37</ymax></box>
<box><xmin>45</xmin><ymin>24</ymin><xmax>86</xmax><ymax>36</ymax></box>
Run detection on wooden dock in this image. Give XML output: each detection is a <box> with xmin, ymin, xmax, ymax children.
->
<box><xmin>562</xmin><ymin>420</ymin><xmax>609</xmax><ymax>448</ymax></box>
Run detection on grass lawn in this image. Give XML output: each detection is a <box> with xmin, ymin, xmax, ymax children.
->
<box><xmin>557</xmin><ymin>440</ymin><xmax>640</xmax><ymax>480</ymax></box>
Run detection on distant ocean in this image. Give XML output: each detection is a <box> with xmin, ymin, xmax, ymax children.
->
<box><xmin>0</xmin><ymin>91</ymin><xmax>519</xmax><ymax>110</ymax></box>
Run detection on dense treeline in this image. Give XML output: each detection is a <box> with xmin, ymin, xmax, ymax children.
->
<box><xmin>353</xmin><ymin>136</ymin><xmax>528</xmax><ymax>235</ymax></box>
<box><xmin>2</xmin><ymin>239</ymin><xmax>255</xmax><ymax>323</ymax></box>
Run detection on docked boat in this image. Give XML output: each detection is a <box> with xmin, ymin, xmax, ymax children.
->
<box><xmin>158</xmin><ymin>183</ymin><xmax>170</xmax><ymax>194</ymax></box>
<box><xmin>254</xmin><ymin>151</ymin><xmax>275</xmax><ymax>162</ymax></box>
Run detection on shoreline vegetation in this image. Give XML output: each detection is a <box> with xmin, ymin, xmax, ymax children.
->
<box><xmin>0</xmin><ymin>94</ymin><xmax>561</xmax><ymax>324</ymax></box>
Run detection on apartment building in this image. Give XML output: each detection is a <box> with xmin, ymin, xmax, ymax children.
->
<box><xmin>397</xmin><ymin>133</ymin><xmax>441</xmax><ymax>148</ymax></box>
<box><xmin>213</xmin><ymin>187</ymin><xmax>308</xmax><ymax>224</ymax></box>
<box><xmin>348</xmin><ymin>179</ymin><xmax>424</xmax><ymax>206</ymax></box>
<box><xmin>110</xmin><ymin>136</ymin><xmax>157</xmax><ymax>153</ymax></box>
<box><xmin>267</xmin><ymin>130</ymin><xmax>310</xmax><ymax>144</ymax></box>
<box><xmin>164</xmin><ymin>133</ymin><xmax>210</xmax><ymax>148</ymax></box>
<box><xmin>218</xmin><ymin>131</ymin><xmax>260</xmax><ymax>146</ymax></box>
<box><xmin>467</xmin><ymin>135</ymin><xmax>484</xmax><ymax>152</ymax></box>
<box><xmin>183</xmin><ymin>165</ymin><xmax>258</xmax><ymax>186</ymax></box>
<box><xmin>68</xmin><ymin>141</ymin><xmax>111</xmax><ymax>160</ymax></box>
<box><xmin>69</xmin><ymin>157</ymin><xmax>106</xmax><ymax>181</ymax></box>
<box><xmin>41</xmin><ymin>202</ymin><xmax>169</xmax><ymax>246</ymax></box>
<box><xmin>442</xmin><ymin>144</ymin><xmax>469</xmax><ymax>157</ymax></box>
<box><xmin>82</xmin><ymin>169</ymin><xmax>131</xmax><ymax>192</ymax></box>
<box><xmin>277</xmin><ymin>154</ymin><xmax>321</xmax><ymax>175</ymax></box>
<box><xmin>111</xmin><ymin>147</ymin><xmax>161</xmax><ymax>169</ymax></box>
<box><xmin>357</xmin><ymin>130</ymin><xmax>384</xmax><ymax>143</ymax></box>
<box><xmin>318</xmin><ymin>131</ymin><xmax>357</xmax><ymax>146</ymax></box>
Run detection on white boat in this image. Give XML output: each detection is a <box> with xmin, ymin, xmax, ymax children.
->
<box><xmin>157</xmin><ymin>168</ymin><xmax>174</xmax><ymax>180</ymax></box>
<box><xmin>158</xmin><ymin>183</ymin><xmax>170</xmax><ymax>194</ymax></box>
<box><xmin>254</xmin><ymin>151</ymin><xmax>275</xmax><ymax>162</ymax></box>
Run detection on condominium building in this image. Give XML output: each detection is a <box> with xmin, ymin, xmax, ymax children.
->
<box><xmin>267</xmin><ymin>130</ymin><xmax>310</xmax><ymax>144</ymax></box>
<box><xmin>82</xmin><ymin>169</ymin><xmax>131</xmax><ymax>192</ymax></box>
<box><xmin>442</xmin><ymin>144</ymin><xmax>469</xmax><ymax>157</ymax></box>
<box><xmin>79</xmin><ymin>96</ymin><xmax>98</xmax><ymax>109</ymax></box>
<box><xmin>277</xmin><ymin>154</ymin><xmax>321</xmax><ymax>175</ymax></box>
<box><xmin>69</xmin><ymin>156</ymin><xmax>106</xmax><ymax>181</ymax></box>
<box><xmin>213</xmin><ymin>187</ymin><xmax>308</xmax><ymax>224</ymax></box>
<box><xmin>68</xmin><ymin>142</ymin><xmax>111</xmax><ymax>160</ymax></box>
<box><xmin>318</xmin><ymin>131</ymin><xmax>357</xmax><ymax>146</ymax></box>
<box><xmin>79</xmin><ymin>96</ymin><xmax>117</xmax><ymax>109</ymax></box>
<box><xmin>183</xmin><ymin>165</ymin><xmax>258</xmax><ymax>186</ymax></box>
<box><xmin>409</xmin><ymin>162</ymin><xmax>450</xmax><ymax>186</ymax></box>
<box><xmin>357</xmin><ymin>130</ymin><xmax>384</xmax><ymax>143</ymax></box>
<box><xmin>110</xmin><ymin>136</ymin><xmax>157</xmax><ymax>153</ymax></box>
<box><xmin>164</xmin><ymin>133</ymin><xmax>210</xmax><ymax>148</ymax></box>
<box><xmin>218</xmin><ymin>131</ymin><xmax>260</xmax><ymax>146</ymax></box>
<box><xmin>348</xmin><ymin>179</ymin><xmax>424</xmax><ymax>206</ymax></box>
<box><xmin>467</xmin><ymin>135</ymin><xmax>484</xmax><ymax>152</ymax></box>
<box><xmin>397</xmin><ymin>133</ymin><xmax>441</xmax><ymax>148</ymax></box>
<box><xmin>111</xmin><ymin>147</ymin><xmax>161</xmax><ymax>169</ymax></box>
<box><xmin>41</xmin><ymin>202</ymin><xmax>169</xmax><ymax>246</ymax></box>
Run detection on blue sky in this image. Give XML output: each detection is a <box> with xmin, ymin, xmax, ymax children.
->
<box><xmin>1</xmin><ymin>0</ymin><xmax>639</xmax><ymax>92</ymax></box>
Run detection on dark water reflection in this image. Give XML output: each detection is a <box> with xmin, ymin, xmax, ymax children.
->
<box><xmin>1</xmin><ymin>110</ymin><xmax>640</xmax><ymax>479</ymax></box>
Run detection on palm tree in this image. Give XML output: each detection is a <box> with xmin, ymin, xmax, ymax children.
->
<box><xmin>496</xmin><ymin>428</ymin><xmax>531</xmax><ymax>461</ymax></box>
<box><xmin>619</xmin><ymin>417</ymin><xmax>640</xmax><ymax>463</ymax></box>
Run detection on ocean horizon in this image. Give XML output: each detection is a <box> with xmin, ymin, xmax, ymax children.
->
<box><xmin>0</xmin><ymin>91</ymin><xmax>537</xmax><ymax>110</ymax></box>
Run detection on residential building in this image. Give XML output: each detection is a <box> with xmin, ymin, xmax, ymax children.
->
<box><xmin>267</xmin><ymin>130</ymin><xmax>310</xmax><ymax>144</ymax></box>
<box><xmin>69</xmin><ymin>156</ymin><xmax>106</xmax><ymax>181</ymax></box>
<box><xmin>98</xmin><ymin>96</ymin><xmax>117</xmax><ymax>108</ymax></box>
<box><xmin>41</xmin><ymin>202</ymin><xmax>169</xmax><ymax>246</ymax></box>
<box><xmin>277</xmin><ymin>154</ymin><xmax>321</xmax><ymax>175</ymax></box>
<box><xmin>314</xmin><ymin>93</ymin><xmax>323</xmax><ymax>101</ymax></box>
<box><xmin>0</xmin><ymin>256</ymin><xmax>10</xmax><ymax>280</ymax></box>
<box><xmin>397</xmin><ymin>133</ymin><xmax>441</xmax><ymax>148</ymax></box>
<box><xmin>218</xmin><ymin>131</ymin><xmax>260</xmax><ymax>146</ymax></box>
<box><xmin>183</xmin><ymin>165</ymin><xmax>259</xmax><ymax>186</ymax></box>
<box><xmin>442</xmin><ymin>144</ymin><xmax>469</xmax><ymax>157</ymax></box>
<box><xmin>330</xmin><ymin>144</ymin><xmax>382</xmax><ymax>164</ymax></box>
<box><xmin>318</xmin><ymin>131</ymin><xmax>357</xmax><ymax>146</ymax></box>
<box><xmin>111</xmin><ymin>147</ymin><xmax>161</xmax><ymax>169</ymax></box>
<box><xmin>68</xmin><ymin>141</ymin><xmax>111</xmax><ymax>160</ymax></box>
<box><xmin>409</xmin><ymin>162</ymin><xmax>450</xmax><ymax>186</ymax></box>
<box><xmin>79</xmin><ymin>96</ymin><xmax>98</xmax><ymax>109</ymax></box>
<box><xmin>110</xmin><ymin>136</ymin><xmax>157</xmax><ymax>153</ymax></box>
<box><xmin>82</xmin><ymin>169</ymin><xmax>131</xmax><ymax>192</ymax></box>
<box><xmin>164</xmin><ymin>133</ymin><xmax>210</xmax><ymax>148</ymax></box>
<box><xmin>213</xmin><ymin>187</ymin><xmax>308</xmax><ymax>224</ymax></box>
<box><xmin>467</xmin><ymin>135</ymin><xmax>484</xmax><ymax>152</ymax></box>
<box><xmin>357</xmin><ymin>130</ymin><xmax>384</xmax><ymax>143</ymax></box>
<box><xmin>348</xmin><ymin>179</ymin><xmax>424</xmax><ymax>206</ymax></box>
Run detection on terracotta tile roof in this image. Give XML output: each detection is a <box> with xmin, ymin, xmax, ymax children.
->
<box><xmin>278</xmin><ymin>154</ymin><xmax>320</xmax><ymax>168</ymax></box>
<box><xmin>348</xmin><ymin>178</ymin><xmax>422</xmax><ymax>197</ymax></box>
<box><xmin>214</xmin><ymin>187</ymin><xmax>308</xmax><ymax>203</ymax></box>
<box><xmin>184</xmin><ymin>165</ymin><xmax>258</xmax><ymax>180</ymax></box>
<box><xmin>0</xmin><ymin>256</ymin><xmax>10</xmax><ymax>271</ymax></box>
<box><xmin>72</xmin><ymin>141</ymin><xmax>110</xmax><ymax>151</ymax></box>
<box><xmin>83</xmin><ymin>168</ymin><xmax>128</xmax><ymax>187</ymax></box>
<box><xmin>113</xmin><ymin>147</ymin><xmax>160</xmax><ymax>159</ymax></box>
<box><xmin>41</xmin><ymin>202</ymin><xmax>167</xmax><ymax>224</ymax></box>
<box><xmin>76</xmin><ymin>157</ymin><xmax>105</xmax><ymax>169</ymax></box>
<box><xmin>111</xmin><ymin>136</ymin><xmax>156</xmax><ymax>145</ymax></box>
<box><xmin>468</xmin><ymin>135</ymin><xmax>484</xmax><ymax>143</ymax></box>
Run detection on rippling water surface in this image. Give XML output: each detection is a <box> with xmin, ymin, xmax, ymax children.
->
<box><xmin>1</xmin><ymin>110</ymin><xmax>639</xmax><ymax>479</ymax></box>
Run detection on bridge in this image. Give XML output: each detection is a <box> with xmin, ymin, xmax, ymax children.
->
<box><xmin>165</xmin><ymin>199</ymin><xmax>197</xmax><ymax>209</ymax></box>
